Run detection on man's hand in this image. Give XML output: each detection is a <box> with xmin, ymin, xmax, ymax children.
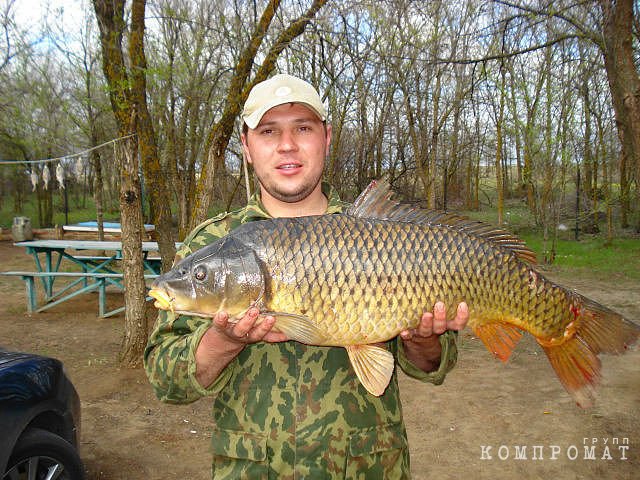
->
<box><xmin>212</xmin><ymin>307</ymin><xmax>289</xmax><ymax>345</ymax></box>
<box><xmin>399</xmin><ymin>301</ymin><xmax>469</xmax><ymax>373</ymax></box>
<box><xmin>195</xmin><ymin>307</ymin><xmax>288</xmax><ymax>388</ymax></box>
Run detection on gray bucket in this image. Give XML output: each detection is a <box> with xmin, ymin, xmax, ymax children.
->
<box><xmin>12</xmin><ymin>216</ymin><xmax>33</xmax><ymax>241</ymax></box>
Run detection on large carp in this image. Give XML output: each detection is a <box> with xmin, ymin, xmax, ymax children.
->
<box><xmin>149</xmin><ymin>180</ymin><xmax>639</xmax><ymax>406</ymax></box>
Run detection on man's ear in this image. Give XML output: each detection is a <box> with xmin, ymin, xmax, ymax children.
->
<box><xmin>241</xmin><ymin>133</ymin><xmax>253</xmax><ymax>164</ymax></box>
<box><xmin>325</xmin><ymin>124</ymin><xmax>332</xmax><ymax>156</ymax></box>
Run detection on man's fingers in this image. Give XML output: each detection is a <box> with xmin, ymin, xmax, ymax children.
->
<box><xmin>213</xmin><ymin>311</ymin><xmax>229</xmax><ymax>329</ymax></box>
<box><xmin>407</xmin><ymin>311</ymin><xmax>432</xmax><ymax>339</ymax></box>
<box><xmin>248</xmin><ymin>315</ymin><xmax>276</xmax><ymax>341</ymax></box>
<box><xmin>431</xmin><ymin>302</ymin><xmax>447</xmax><ymax>334</ymax></box>
<box><xmin>231</xmin><ymin>307</ymin><xmax>259</xmax><ymax>339</ymax></box>
<box><xmin>263</xmin><ymin>331</ymin><xmax>289</xmax><ymax>343</ymax></box>
<box><xmin>410</xmin><ymin>301</ymin><xmax>468</xmax><ymax>339</ymax></box>
<box><xmin>448</xmin><ymin>301</ymin><xmax>469</xmax><ymax>330</ymax></box>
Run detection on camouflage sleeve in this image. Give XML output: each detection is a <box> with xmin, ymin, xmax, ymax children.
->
<box><xmin>144</xmin><ymin>213</ymin><xmax>237</xmax><ymax>403</ymax></box>
<box><xmin>143</xmin><ymin>311</ymin><xmax>236</xmax><ymax>403</ymax></box>
<box><xmin>395</xmin><ymin>331</ymin><xmax>458</xmax><ymax>385</ymax></box>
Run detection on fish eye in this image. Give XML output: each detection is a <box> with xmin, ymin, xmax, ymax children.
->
<box><xmin>194</xmin><ymin>265</ymin><xmax>207</xmax><ymax>282</ymax></box>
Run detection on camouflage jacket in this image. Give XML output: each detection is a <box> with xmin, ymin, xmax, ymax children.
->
<box><xmin>144</xmin><ymin>183</ymin><xmax>459</xmax><ymax>479</ymax></box>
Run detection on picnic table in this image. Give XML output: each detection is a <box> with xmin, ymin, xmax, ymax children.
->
<box><xmin>62</xmin><ymin>221</ymin><xmax>156</xmax><ymax>240</ymax></box>
<box><xmin>2</xmin><ymin>239</ymin><xmax>180</xmax><ymax>317</ymax></box>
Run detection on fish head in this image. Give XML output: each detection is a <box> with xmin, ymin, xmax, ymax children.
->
<box><xmin>149</xmin><ymin>236</ymin><xmax>265</xmax><ymax>319</ymax></box>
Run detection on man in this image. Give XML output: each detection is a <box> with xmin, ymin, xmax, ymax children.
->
<box><xmin>144</xmin><ymin>74</ymin><xmax>468</xmax><ymax>479</ymax></box>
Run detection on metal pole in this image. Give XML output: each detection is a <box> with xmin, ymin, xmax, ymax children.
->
<box><xmin>64</xmin><ymin>183</ymin><xmax>69</xmax><ymax>225</ymax></box>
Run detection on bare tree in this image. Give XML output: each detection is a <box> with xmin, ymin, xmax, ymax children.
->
<box><xmin>599</xmin><ymin>0</ymin><xmax>640</xmax><ymax>230</ymax></box>
<box><xmin>3</xmin><ymin>0</ymin><xmax>634</xmax><ymax>245</ymax></box>
<box><xmin>147</xmin><ymin>0</ymin><xmax>228</xmax><ymax>237</ymax></box>
<box><xmin>93</xmin><ymin>0</ymin><xmax>175</xmax><ymax>366</ymax></box>
<box><xmin>47</xmin><ymin>5</ymin><xmax>112</xmax><ymax>239</ymax></box>
<box><xmin>493</xmin><ymin>0</ymin><xmax>640</xmax><ymax>229</ymax></box>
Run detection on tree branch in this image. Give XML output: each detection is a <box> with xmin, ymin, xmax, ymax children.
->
<box><xmin>493</xmin><ymin>0</ymin><xmax>603</xmax><ymax>45</ymax></box>
<box><xmin>434</xmin><ymin>33</ymin><xmax>581</xmax><ymax>65</ymax></box>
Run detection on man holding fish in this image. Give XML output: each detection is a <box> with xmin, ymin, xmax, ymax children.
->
<box><xmin>144</xmin><ymin>74</ymin><xmax>468</xmax><ymax>478</ymax></box>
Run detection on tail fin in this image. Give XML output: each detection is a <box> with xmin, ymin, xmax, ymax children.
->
<box><xmin>538</xmin><ymin>295</ymin><xmax>639</xmax><ymax>408</ymax></box>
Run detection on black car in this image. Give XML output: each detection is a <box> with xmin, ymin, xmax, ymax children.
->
<box><xmin>0</xmin><ymin>348</ymin><xmax>84</xmax><ymax>479</ymax></box>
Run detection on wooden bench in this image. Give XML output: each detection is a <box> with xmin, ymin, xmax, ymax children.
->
<box><xmin>73</xmin><ymin>255</ymin><xmax>116</xmax><ymax>263</ymax></box>
<box><xmin>69</xmin><ymin>256</ymin><xmax>119</xmax><ymax>285</ymax></box>
<box><xmin>0</xmin><ymin>271</ymin><xmax>159</xmax><ymax>318</ymax></box>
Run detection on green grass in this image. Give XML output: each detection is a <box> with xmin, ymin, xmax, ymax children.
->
<box><xmin>520</xmin><ymin>236</ymin><xmax>640</xmax><ymax>282</ymax></box>
<box><xmin>1</xmin><ymin>197</ymin><xmax>232</xmax><ymax>233</ymax></box>
<box><xmin>0</xmin><ymin>196</ymin><xmax>119</xmax><ymax>229</ymax></box>
<box><xmin>459</xmin><ymin>203</ymin><xmax>640</xmax><ymax>282</ymax></box>
<box><xmin>463</xmin><ymin>207</ymin><xmax>640</xmax><ymax>282</ymax></box>
<box><xmin>461</xmin><ymin>202</ymin><xmax>536</xmax><ymax>235</ymax></box>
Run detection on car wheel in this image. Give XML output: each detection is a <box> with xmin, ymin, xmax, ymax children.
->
<box><xmin>2</xmin><ymin>427</ymin><xmax>85</xmax><ymax>480</ymax></box>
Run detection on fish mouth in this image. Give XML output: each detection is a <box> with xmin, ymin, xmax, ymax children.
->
<box><xmin>148</xmin><ymin>288</ymin><xmax>174</xmax><ymax>312</ymax></box>
<box><xmin>148</xmin><ymin>287</ymin><xmax>210</xmax><ymax>318</ymax></box>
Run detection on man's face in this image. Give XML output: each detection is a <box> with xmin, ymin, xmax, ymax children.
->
<box><xmin>241</xmin><ymin>103</ymin><xmax>331</xmax><ymax>204</ymax></box>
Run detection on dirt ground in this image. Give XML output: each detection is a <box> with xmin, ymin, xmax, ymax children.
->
<box><xmin>0</xmin><ymin>240</ymin><xmax>638</xmax><ymax>479</ymax></box>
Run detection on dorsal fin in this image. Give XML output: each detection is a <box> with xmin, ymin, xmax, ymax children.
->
<box><xmin>347</xmin><ymin>179</ymin><xmax>537</xmax><ymax>264</ymax></box>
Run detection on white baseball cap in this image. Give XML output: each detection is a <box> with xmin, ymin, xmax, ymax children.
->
<box><xmin>242</xmin><ymin>74</ymin><xmax>327</xmax><ymax>129</ymax></box>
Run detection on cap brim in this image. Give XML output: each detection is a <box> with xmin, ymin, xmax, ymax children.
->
<box><xmin>243</xmin><ymin>101</ymin><xmax>326</xmax><ymax>129</ymax></box>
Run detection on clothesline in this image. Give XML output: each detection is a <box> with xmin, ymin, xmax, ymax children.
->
<box><xmin>0</xmin><ymin>133</ymin><xmax>136</xmax><ymax>165</ymax></box>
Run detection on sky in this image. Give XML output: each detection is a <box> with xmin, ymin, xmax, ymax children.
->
<box><xmin>12</xmin><ymin>0</ymin><xmax>83</xmax><ymax>27</ymax></box>
<box><xmin>8</xmin><ymin>0</ymin><xmax>94</xmax><ymax>63</ymax></box>
<box><xmin>11</xmin><ymin>0</ymin><xmax>86</xmax><ymax>49</ymax></box>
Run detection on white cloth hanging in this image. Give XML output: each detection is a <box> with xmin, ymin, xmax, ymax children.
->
<box><xmin>42</xmin><ymin>165</ymin><xmax>50</xmax><ymax>190</ymax></box>
<box><xmin>56</xmin><ymin>163</ymin><xmax>65</xmax><ymax>189</ymax></box>
<box><xmin>30</xmin><ymin>170</ymin><xmax>38</xmax><ymax>192</ymax></box>
<box><xmin>75</xmin><ymin>156</ymin><xmax>84</xmax><ymax>179</ymax></box>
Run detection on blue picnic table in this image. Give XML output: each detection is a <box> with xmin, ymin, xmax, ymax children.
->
<box><xmin>62</xmin><ymin>221</ymin><xmax>155</xmax><ymax>235</ymax></box>
<box><xmin>5</xmin><ymin>239</ymin><xmax>180</xmax><ymax>317</ymax></box>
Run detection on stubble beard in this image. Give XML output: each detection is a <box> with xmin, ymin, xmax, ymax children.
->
<box><xmin>259</xmin><ymin>172</ymin><xmax>323</xmax><ymax>204</ymax></box>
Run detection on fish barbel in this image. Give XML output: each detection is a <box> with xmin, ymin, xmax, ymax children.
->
<box><xmin>149</xmin><ymin>180</ymin><xmax>639</xmax><ymax>405</ymax></box>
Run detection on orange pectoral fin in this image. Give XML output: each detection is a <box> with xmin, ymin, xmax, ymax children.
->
<box><xmin>472</xmin><ymin>322</ymin><xmax>523</xmax><ymax>362</ymax></box>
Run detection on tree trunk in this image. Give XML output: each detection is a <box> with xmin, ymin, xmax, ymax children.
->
<box><xmin>600</xmin><ymin>122</ymin><xmax>614</xmax><ymax>246</ymax></box>
<box><xmin>495</xmin><ymin>67</ymin><xmax>505</xmax><ymax>226</ymax></box>
<box><xmin>91</xmin><ymin>148</ymin><xmax>105</xmax><ymax>241</ymax></box>
<box><xmin>93</xmin><ymin>0</ymin><xmax>147</xmax><ymax>367</ymax></box>
<box><xmin>600</xmin><ymin>0</ymin><xmax>640</xmax><ymax>231</ymax></box>
<box><xmin>116</xmin><ymin>138</ymin><xmax>148</xmax><ymax>367</ymax></box>
<box><xmin>542</xmin><ymin>40</ymin><xmax>555</xmax><ymax>262</ymax></box>
<box><xmin>427</xmin><ymin>71</ymin><xmax>442</xmax><ymax>209</ymax></box>
<box><xmin>129</xmin><ymin>0</ymin><xmax>175</xmax><ymax>271</ymax></box>
<box><xmin>582</xmin><ymin>80</ymin><xmax>600</xmax><ymax>234</ymax></box>
<box><xmin>507</xmin><ymin>73</ymin><xmax>523</xmax><ymax>191</ymax></box>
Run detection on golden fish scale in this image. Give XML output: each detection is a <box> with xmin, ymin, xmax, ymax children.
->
<box><xmin>243</xmin><ymin>216</ymin><xmax>575</xmax><ymax>345</ymax></box>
